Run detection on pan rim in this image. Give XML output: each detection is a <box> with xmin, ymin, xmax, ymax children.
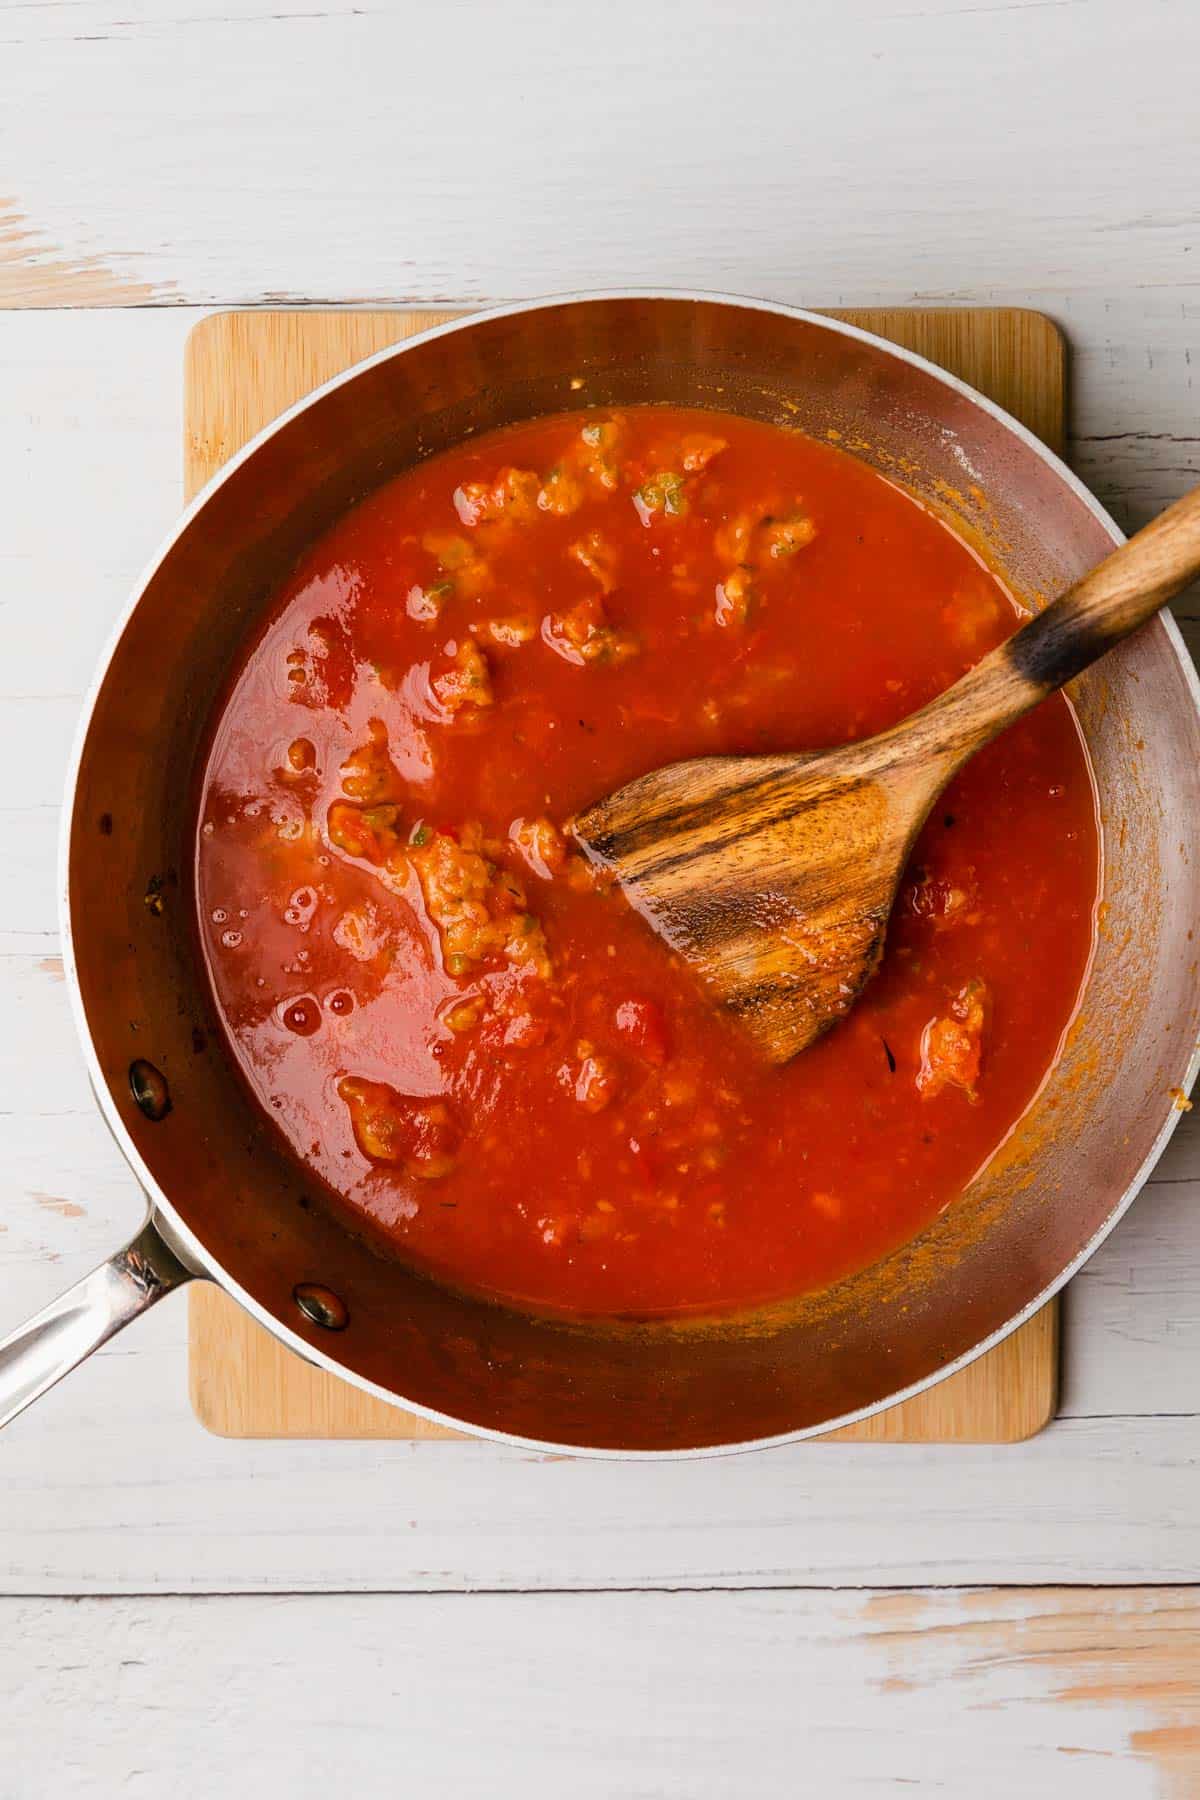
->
<box><xmin>58</xmin><ymin>288</ymin><xmax>1200</xmax><ymax>1458</ymax></box>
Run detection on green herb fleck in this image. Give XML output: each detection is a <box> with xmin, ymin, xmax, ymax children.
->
<box><xmin>637</xmin><ymin>471</ymin><xmax>687</xmax><ymax>519</ymax></box>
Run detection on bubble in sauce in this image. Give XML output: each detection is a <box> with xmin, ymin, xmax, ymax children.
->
<box><xmin>281</xmin><ymin>997</ymin><xmax>321</xmax><ymax>1037</ymax></box>
<box><xmin>284</xmin><ymin>886</ymin><xmax>318</xmax><ymax>929</ymax></box>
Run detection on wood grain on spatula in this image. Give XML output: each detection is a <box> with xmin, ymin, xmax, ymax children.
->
<box><xmin>575</xmin><ymin>484</ymin><xmax>1200</xmax><ymax>1063</ymax></box>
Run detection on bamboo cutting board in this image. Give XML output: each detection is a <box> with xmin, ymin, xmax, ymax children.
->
<box><xmin>186</xmin><ymin>306</ymin><xmax>1064</xmax><ymax>1443</ymax></box>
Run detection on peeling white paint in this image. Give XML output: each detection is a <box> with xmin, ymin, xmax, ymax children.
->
<box><xmin>2</xmin><ymin>0</ymin><xmax>1200</xmax><ymax>310</ymax></box>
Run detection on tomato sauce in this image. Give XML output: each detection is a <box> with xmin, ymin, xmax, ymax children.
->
<box><xmin>196</xmin><ymin>406</ymin><xmax>1099</xmax><ymax>1317</ymax></box>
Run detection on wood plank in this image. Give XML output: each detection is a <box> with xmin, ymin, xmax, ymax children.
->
<box><xmin>12</xmin><ymin>1359</ymin><xmax>1200</xmax><ymax>1591</ymax></box>
<box><xmin>2</xmin><ymin>0</ymin><xmax>1198</xmax><ymax>311</ymax></box>
<box><xmin>3</xmin><ymin>1588</ymin><xmax>1198</xmax><ymax>1798</ymax></box>
<box><xmin>183</xmin><ymin>305</ymin><xmax>1062</xmax><ymax>1444</ymax></box>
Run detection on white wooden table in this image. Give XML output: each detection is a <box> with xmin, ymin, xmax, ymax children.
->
<box><xmin>3</xmin><ymin>2</ymin><xmax>1200</xmax><ymax>1792</ymax></box>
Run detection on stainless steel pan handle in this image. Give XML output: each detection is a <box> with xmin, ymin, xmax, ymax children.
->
<box><xmin>0</xmin><ymin>1212</ymin><xmax>195</xmax><ymax>1430</ymax></box>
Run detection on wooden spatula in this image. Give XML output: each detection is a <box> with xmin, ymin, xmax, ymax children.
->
<box><xmin>574</xmin><ymin>484</ymin><xmax>1200</xmax><ymax>1063</ymax></box>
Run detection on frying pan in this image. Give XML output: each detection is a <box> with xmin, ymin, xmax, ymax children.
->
<box><xmin>2</xmin><ymin>293</ymin><xmax>1198</xmax><ymax>1453</ymax></box>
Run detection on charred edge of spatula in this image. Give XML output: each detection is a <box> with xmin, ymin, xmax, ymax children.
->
<box><xmin>1005</xmin><ymin>593</ymin><xmax>1120</xmax><ymax>695</ymax></box>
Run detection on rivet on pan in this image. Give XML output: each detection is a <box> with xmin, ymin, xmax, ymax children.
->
<box><xmin>98</xmin><ymin>812</ymin><xmax>114</xmax><ymax>836</ymax></box>
<box><xmin>129</xmin><ymin>1059</ymin><xmax>172</xmax><ymax>1121</ymax></box>
<box><xmin>293</xmin><ymin>1282</ymin><xmax>349</xmax><ymax>1331</ymax></box>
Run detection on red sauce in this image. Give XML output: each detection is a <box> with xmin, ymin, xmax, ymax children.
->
<box><xmin>196</xmin><ymin>406</ymin><xmax>1099</xmax><ymax>1317</ymax></box>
